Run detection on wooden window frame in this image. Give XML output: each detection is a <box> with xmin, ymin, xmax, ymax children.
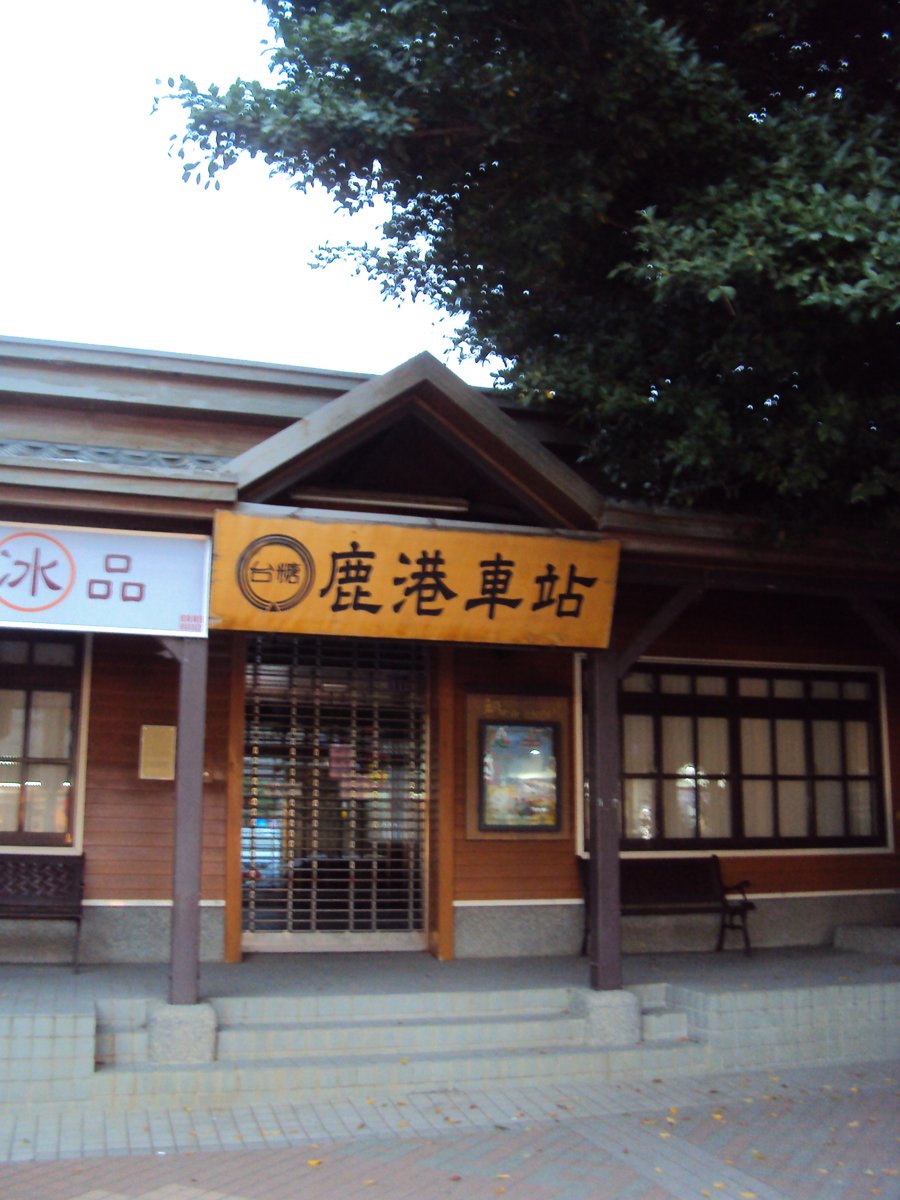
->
<box><xmin>0</xmin><ymin>632</ymin><xmax>83</xmax><ymax>849</ymax></box>
<box><xmin>620</xmin><ymin>663</ymin><xmax>887</xmax><ymax>851</ymax></box>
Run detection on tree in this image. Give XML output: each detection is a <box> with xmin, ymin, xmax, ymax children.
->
<box><xmin>170</xmin><ymin>0</ymin><xmax>900</xmax><ymax>542</ymax></box>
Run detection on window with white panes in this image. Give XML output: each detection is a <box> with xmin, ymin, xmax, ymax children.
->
<box><xmin>620</xmin><ymin>665</ymin><xmax>885</xmax><ymax>848</ymax></box>
<box><xmin>0</xmin><ymin>634</ymin><xmax>82</xmax><ymax>847</ymax></box>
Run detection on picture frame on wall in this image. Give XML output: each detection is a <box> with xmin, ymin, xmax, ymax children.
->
<box><xmin>478</xmin><ymin>720</ymin><xmax>561</xmax><ymax>832</ymax></box>
<box><xmin>466</xmin><ymin>692</ymin><xmax>571</xmax><ymax>840</ymax></box>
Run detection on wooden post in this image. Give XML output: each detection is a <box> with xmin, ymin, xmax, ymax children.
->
<box><xmin>432</xmin><ymin>646</ymin><xmax>456</xmax><ymax>960</ymax></box>
<box><xmin>586</xmin><ymin>648</ymin><xmax>622</xmax><ymax>991</ymax></box>
<box><xmin>161</xmin><ymin>636</ymin><xmax>209</xmax><ymax>1006</ymax></box>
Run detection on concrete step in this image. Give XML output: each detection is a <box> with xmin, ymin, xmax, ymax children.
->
<box><xmin>90</xmin><ymin>1036</ymin><xmax>709</xmax><ymax>1108</ymax></box>
<box><xmin>215</xmin><ymin>1009</ymin><xmax>587</xmax><ymax>1061</ymax></box>
<box><xmin>95</xmin><ymin>1026</ymin><xmax>149</xmax><ymax>1066</ymax></box>
<box><xmin>96</xmin><ymin>986</ymin><xmax>583</xmax><ymax>1067</ymax></box>
<box><xmin>640</xmin><ymin>1006</ymin><xmax>689</xmax><ymax>1043</ymax></box>
<box><xmin>97</xmin><ymin>984</ymin><xmax>692</xmax><ymax>1068</ymax></box>
<box><xmin>209</xmin><ymin>985</ymin><xmax>576</xmax><ymax>1026</ymax></box>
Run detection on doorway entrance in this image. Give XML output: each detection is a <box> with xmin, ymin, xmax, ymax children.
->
<box><xmin>240</xmin><ymin>634</ymin><xmax>428</xmax><ymax>949</ymax></box>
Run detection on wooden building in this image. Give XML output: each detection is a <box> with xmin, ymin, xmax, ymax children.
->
<box><xmin>0</xmin><ymin>335</ymin><xmax>897</xmax><ymax>980</ymax></box>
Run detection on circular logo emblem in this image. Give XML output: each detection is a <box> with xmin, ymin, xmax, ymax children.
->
<box><xmin>236</xmin><ymin>535</ymin><xmax>315</xmax><ymax>612</ymax></box>
<box><xmin>0</xmin><ymin>531</ymin><xmax>76</xmax><ymax>613</ymax></box>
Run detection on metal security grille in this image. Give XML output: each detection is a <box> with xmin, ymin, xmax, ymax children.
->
<box><xmin>242</xmin><ymin>635</ymin><xmax>427</xmax><ymax>938</ymax></box>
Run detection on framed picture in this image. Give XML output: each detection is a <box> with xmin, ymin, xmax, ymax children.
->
<box><xmin>466</xmin><ymin>693</ymin><xmax>571</xmax><ymax>840</ymax></box>
<box><xmin>478</xmin><ymin>720</ymin><xmax>561</xmax><ymax>832</ymax></box>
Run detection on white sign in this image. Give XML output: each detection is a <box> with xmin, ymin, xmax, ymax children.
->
<box><xmin>0</xmin><ymin>523</ymin><xmax>210</xmax><ymax>636</ymax></box>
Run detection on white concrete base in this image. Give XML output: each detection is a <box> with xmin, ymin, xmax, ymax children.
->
<box><xmin>834</xmin><ymin>924</ymin><xmax>900</xmax><ymax>957</ymax></box>
<box><xmin>148</xmin><ymin>1002</ymin><xmax>217</xmax><ymax>1065</ymax></box>
<box><xmin>571</xmin><ymin>988</ymin><xmax>641</xmax><ymax>1046</ymax></box>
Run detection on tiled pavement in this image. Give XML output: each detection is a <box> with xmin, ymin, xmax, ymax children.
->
<box><xmin>0</xmin><ymin>1060</ymin><xmax>896</xmax><ymax>1199</ymax></box>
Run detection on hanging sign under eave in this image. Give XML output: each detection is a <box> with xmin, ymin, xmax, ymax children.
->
<box><xmin>0</xmin><ymin>522</ymin><xmax>210</xmax><ymax>637</ymax></box>
<box><xmin>209</xmin><ymin>510</ymin><xmax>619</xmax><ymax>649</ymax></box>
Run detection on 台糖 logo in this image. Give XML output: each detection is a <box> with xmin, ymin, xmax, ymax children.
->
<box><xmin>236</xmin><ymin>535</ymin><xmax>315</xmax><ymax>612</ymax></box>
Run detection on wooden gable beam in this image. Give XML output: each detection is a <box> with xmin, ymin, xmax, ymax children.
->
<box><xmin>852</xmin><ymin>598</ymin><xmax>900</xmax><ymax>667</ymax></box>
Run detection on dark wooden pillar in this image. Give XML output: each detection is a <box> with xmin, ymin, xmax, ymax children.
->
<box><xmin>586</xmin><ymin>648</ymin><xmax>622</xmax><ymax>990</ymax></box>
<box><xmin>160</xmin><ymin>636</ymin><xmax>209</xmax><ymax>1005</ymax></box>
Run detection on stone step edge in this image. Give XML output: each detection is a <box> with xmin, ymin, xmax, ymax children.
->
<box><xmin>94</xmin><ymin>993</ymin><xmax>580</xmax><ymax>1028</ymax></box>
<box><xmin>207</xmin><ymin>989</ymin><xmax>579</xmax><ymax>1021</ymax></box>
<box><xmin>102</xmin><ymin>1026</ymin><xmax>601</xmax><ymax>1070</ymax></box>
<box><xmin>96</xmin><ymin>990</ymin><xmax>681</xmax><ymax>1031</ymax></box>
<box><xmin>91</xmin><ymin>1036</ymin><xmax>708</xmax><ymax>1093</ymax></box>
<box><xmin>213</xmin><ymin>1008</ymin><xmax>581</xmax><ymax>1035</ymax></box>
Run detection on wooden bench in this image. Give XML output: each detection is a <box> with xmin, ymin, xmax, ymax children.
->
<box><xmin>0</xmin><ymin>854</ymin><xmax>85</xmax><ymax>970</ymax></box>
<box><xmin>579</xmin><ymin>854</ymin><xmax>755</xmax><ymax>955</ymax></box>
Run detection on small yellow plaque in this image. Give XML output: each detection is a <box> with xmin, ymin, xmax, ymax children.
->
<box><xmin>139</xmin><ymin>725</ymin><xmax>177</xmax><ymax>780</ymax></box>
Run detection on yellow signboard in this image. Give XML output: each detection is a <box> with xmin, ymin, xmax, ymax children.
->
<box><xmin>210</xmin><ymin>511</ymin><xmax>619</xmax><ymax>648</ymax></box>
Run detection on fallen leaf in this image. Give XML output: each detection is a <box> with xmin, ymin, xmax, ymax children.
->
<box><xmin>307</xmin><ymin>1159</ymin><xmax>322</xmax><ymax>1168</ymax></box>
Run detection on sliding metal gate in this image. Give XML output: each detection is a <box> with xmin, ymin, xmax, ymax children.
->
<box><xmin>242</xmin><ymin>635</ymin><xmax>428</xmax><ymax>948</ymax></box>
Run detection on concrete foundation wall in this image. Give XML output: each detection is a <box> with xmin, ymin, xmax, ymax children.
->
<box><xmin>4</xmin><ymin>895</ymin><xmax>895</xmax><ymax>963</ymax></box>
<box><xmin>454</xmin><ymin>904</ymin><xmax>584</xmax><ymax>958</ymax></box>
<box><xmin>454</xmin><ymin>893</ymin><xmax>900</xmax><ymax>958</ymax></box>
<box><xmin>0</xmin><ymin>906</ymin><xmax>225</xmax><ymax>965</ymax></box>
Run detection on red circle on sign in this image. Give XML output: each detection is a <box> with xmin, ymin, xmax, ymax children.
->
<box><xmin>0</xmin><ymin>531</ymin><xmax>77</xmax><ymax>612</ymax></box>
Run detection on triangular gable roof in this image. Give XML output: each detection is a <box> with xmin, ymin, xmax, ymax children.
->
<box><xmin>229</xmin><ymin>352</ymin><xmax>605</xmax><ymax>530</ymax></box>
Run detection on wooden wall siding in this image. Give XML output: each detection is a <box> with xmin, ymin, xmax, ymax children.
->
<box><xmin>451</xmin><ymin>593</ymin><xmax>899</xmax><ymax>905</ymax></box>
<box><xmin>82</xmin><ymin>634</ymin><xmax>231</xmax><ymax>902</ymax></box>
<box><xmin>616</xmin><ymin>587</ymin><xmax>890</xmax><ymax>667</ymax></box>
<box><xmin>0</xmin><ymin>402</ymin><xmax>279</xmax><ymax>459</ymax></box>
<box><xmin>428</xmin><ymin>647</ymin><xmax>456</xmax><ymax>958</ymax></box>
<box><xmin>452</xmin><ymin>647</ymin><xmax>582</xmax><ymax>902</ymax></box>
<box><xmin>621</xmin><ymin>585</ymin><xmax>900</xmax><ymax>896</ymax></box>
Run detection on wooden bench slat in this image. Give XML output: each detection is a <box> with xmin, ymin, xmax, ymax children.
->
<box><xmin>579</xmin><ymin>854</ymin><xmax>755</xmax><ymax>955</ymax></box>
<box><xmin>0</xmin><ymin>854</ymin><xmax>85</xmax><ymax>971</ymax></box>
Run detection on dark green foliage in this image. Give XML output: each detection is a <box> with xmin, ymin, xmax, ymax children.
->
<box><xmin>172</xmin><ymin>1</ymin><xmax>900</xmax><ymax>542</ymax></box>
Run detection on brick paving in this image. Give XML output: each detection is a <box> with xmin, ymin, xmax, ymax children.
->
<box><xmin>0</xmin><ymin>1061</ymin><xmax>896</xmax><ymax>1200</ymax></box>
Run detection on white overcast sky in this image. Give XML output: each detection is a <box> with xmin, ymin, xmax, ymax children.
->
<box><xmin>0</xmin><ymin>0</ymin><xmax>495</xmax><ymax>384</ymax></box>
